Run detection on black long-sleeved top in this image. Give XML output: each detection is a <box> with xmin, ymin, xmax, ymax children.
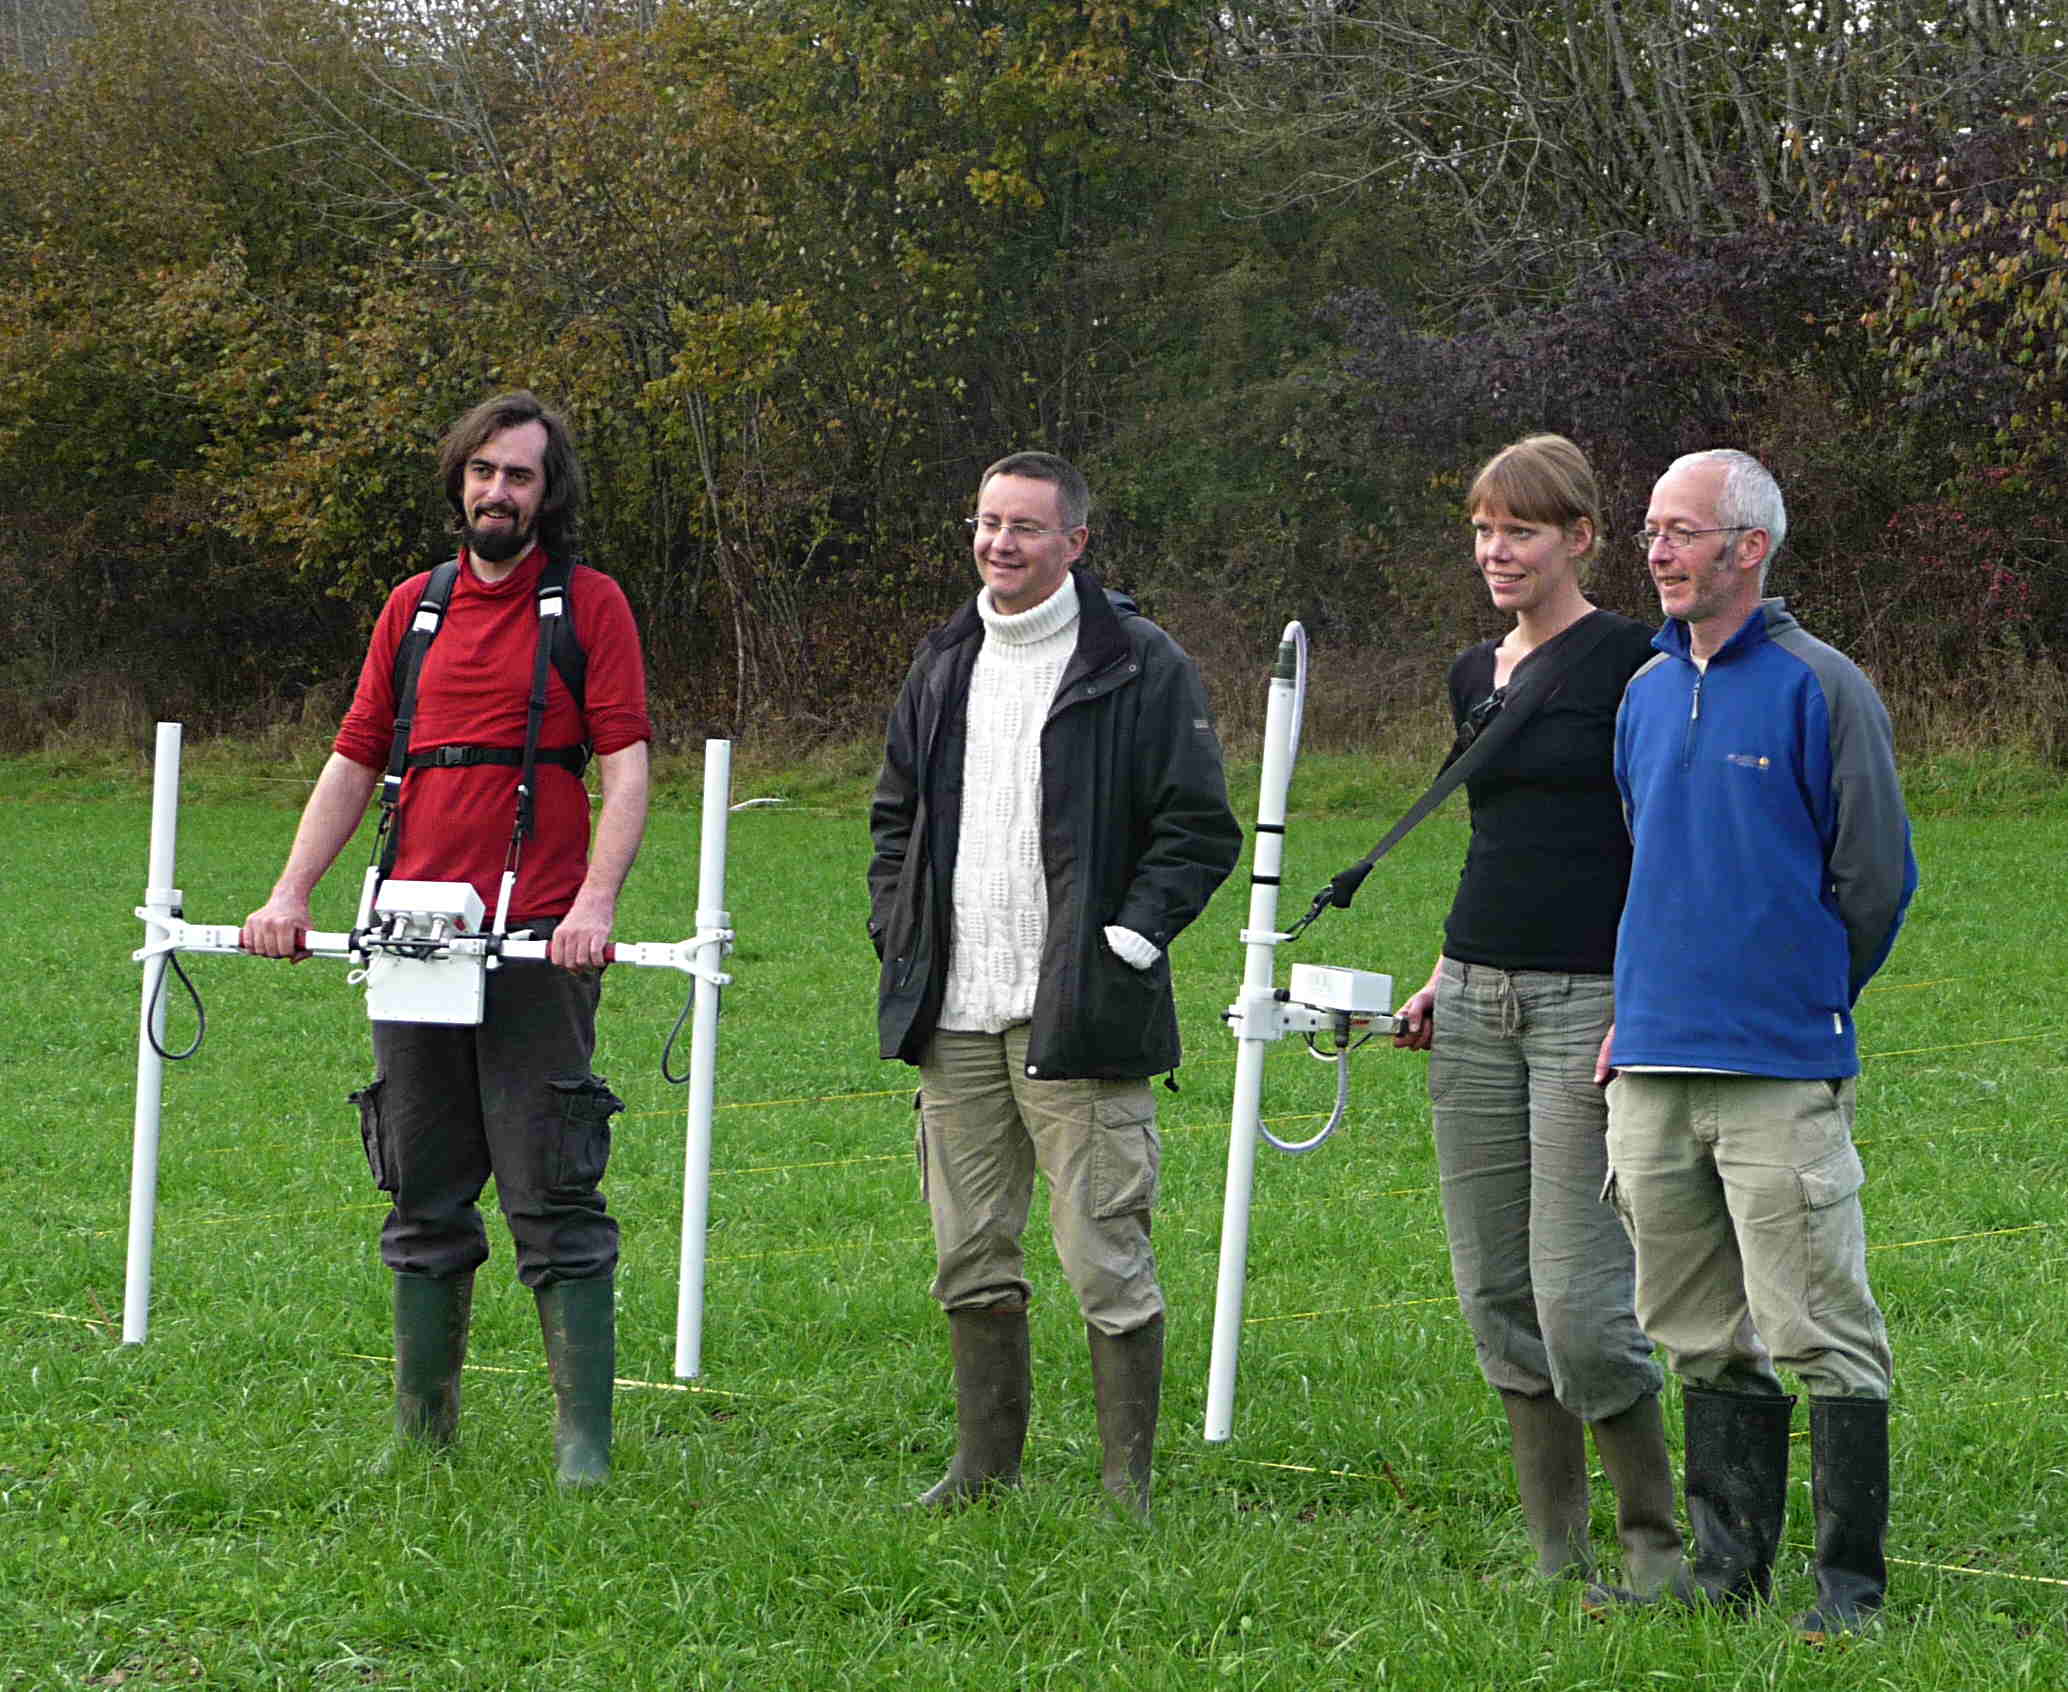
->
<box><xmin>1441</xmin><ymin>610</ymin><xmax>1658</xmax><ymax>976</ymax></box>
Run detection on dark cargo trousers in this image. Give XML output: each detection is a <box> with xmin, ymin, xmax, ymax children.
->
<box><xmin>352</xmin><ymin>924</ymin><xmax>624</xmax><ymax>1288</ymax></box>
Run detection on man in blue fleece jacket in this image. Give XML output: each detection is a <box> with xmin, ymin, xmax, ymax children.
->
<box><xmin>1596</xmin><ymin>449</ymin><xmax>1916</xmax><ymax>1640</ymax></box>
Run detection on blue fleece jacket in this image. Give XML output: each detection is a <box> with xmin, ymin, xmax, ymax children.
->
<box><xmin>1612</xmin><ymin>599</ymin><xmax>1917</xmax><ymax>1079</ymax></box>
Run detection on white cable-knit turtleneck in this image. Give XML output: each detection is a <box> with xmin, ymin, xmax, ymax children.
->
<box><xmin>938</xmin><ymin>576</ymin><xmax>1082</xmax><ymax>1033</ymax></box>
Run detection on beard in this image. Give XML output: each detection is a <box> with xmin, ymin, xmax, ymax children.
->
<box><xmin>464</xmin><ymin>509</ymin><xmax>536</xmax><ymax>564</ymax></box>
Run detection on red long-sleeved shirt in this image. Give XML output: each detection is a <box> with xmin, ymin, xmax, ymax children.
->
<box><xmin>334</xmin><ymin>546</ymin><xmax>651</xmax><ymax>919</ymax></box>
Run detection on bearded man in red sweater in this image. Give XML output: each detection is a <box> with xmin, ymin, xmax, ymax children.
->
<box><xmin>243</xmin><ymin>392</ymin><xmax>651</xmax><ymax>1487</ymax></box>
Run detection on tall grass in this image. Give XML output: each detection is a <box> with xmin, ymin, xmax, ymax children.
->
<box><xmin>2</xmin><ymin>743</ymin><xmax>2065</xmax><ymax>1689</ymax></box>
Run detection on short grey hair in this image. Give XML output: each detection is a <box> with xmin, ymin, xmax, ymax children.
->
<box><xmin>978</xmin><ymin>450</ymin><xmax>1090</xmax><ymax>531</ymax></box>
<box><xmin>1670</xmin><ymin>448</ymin><xmax>1787</xmax><ymax>586</ymax></box>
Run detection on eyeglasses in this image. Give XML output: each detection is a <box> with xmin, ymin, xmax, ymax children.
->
<box><xmin>965</xmin><ymin>517</ymin><xmax>1075</xmax><ymax>540</ymax></box>
<box><xmin>1634</xmin><ymin>525</ymin><xmax>1752</xmax><ymax>553</ymax></box>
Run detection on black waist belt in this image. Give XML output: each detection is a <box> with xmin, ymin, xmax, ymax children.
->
<box><xmin>406</xmin><ymin>744</ymin><xmax>590</xmax><ymax>774</ymax></box>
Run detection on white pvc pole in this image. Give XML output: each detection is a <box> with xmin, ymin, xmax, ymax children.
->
<box><xmin>124</xmin><ymin>722</ymin><xmax>184</xmax><ymax>1344</ymax></box>
<box><xmin>673</xmin><ymin>739</ymin><xmax>733</xmax><ymax>1379</ymax></box>
<box><xmin>1204</xmin><ymin>629</ymin><xmax>1303</xmax><ymax>1441</ymax></box>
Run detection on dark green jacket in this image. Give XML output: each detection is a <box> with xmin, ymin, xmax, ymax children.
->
<box><xmin>867</xmin><ymin>568</ymin><xmax>1241</xmax><ymax>1077</ymax></box>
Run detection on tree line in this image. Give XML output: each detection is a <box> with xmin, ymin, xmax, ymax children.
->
<box><xmin>2</xmin><ymin>0</ymin><xmax>2063</xmax><ymax>754</ymax></box>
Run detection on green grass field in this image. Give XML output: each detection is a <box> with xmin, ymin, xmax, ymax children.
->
<box><xmin>3</xmin><ymin>744</ymin><xmax>2065</xmax><ymax>1689</ymax></box>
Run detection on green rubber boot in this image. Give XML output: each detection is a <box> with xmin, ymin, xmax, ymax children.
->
<box><xmin>913</xmin><ymin>1304</ymin><xmax>1032</xmax><ymax>1509</ymax></box>
<box><xmin>393</xmin><ymin>1270</ymin><xmax>473</xmax><ymax>1448</ymax></box>
<box><xmin>1088</xmin><ymin>1314</ymin><xmax>1164</xmax><ymax>1520</ymax></box>
<box><xmin>536</xmin><ymin>1274</ymin><xmax>615</xmax><ymax>1488</ymax></box>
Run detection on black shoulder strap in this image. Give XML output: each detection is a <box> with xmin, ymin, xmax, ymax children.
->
<box><xmin>547</xmin><ymin>556</ymin><xmax>586</xmax><ymax>712</ymax></box>
<box><xmin>375</xmin><ymin>559</ymin><xmax>461</xmax><ymax>878</ymax></box>
<box><xmin>387</xmin><ymin>558</ymin><xmax>460</xmax><ymax>713</ymax></box>
<box><xmin>387</xmin><ymin>555</ymin><xmax>588</xmax><ymax>712</ymax></box>
<box><xmin>514</xmin><ymin>553</ymin><xmax>580</xmax><ymax>843</ymax></box>
<box><xmin>1290</xmin><ymin>611</ymin><xmax>1627</xmax><ymax>934</ymax></box>
<box><xmin>369</xmin><ymin>552</ymin><xmax>594</xmax><ymax>897</ymax></box>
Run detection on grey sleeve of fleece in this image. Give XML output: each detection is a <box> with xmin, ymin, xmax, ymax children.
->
<box><xmin>1781</xmin><ymin>627</ymin><xmax>1918</xmax><ymax>998</ymax></box>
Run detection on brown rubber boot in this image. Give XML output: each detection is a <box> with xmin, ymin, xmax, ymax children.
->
<box><xmin>1584</xmin><ymin>1390</ymin><xmax>1693</xmax><ymax>1609</ymax></box>
<box><xmin>1500</xmin><ymin>1388</ymin><xmax>1594</xmax><ymax>1581</ymax></box>
<box><xmin>913</xmin><ymin>1304</ymin><xmax>1032</xmax><ymax>1509</ymax></box>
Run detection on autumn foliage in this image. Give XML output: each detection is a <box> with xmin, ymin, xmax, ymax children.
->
<box><xmin>1</xmin><ymin>0</ymin><xmax>2063</xmax><ymax>753</ymax></box>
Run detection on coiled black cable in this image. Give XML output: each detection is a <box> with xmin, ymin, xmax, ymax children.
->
<box><xmin>144</xmin><ymin>951</ymin><xmax>206</xmax><ymax>1061</ymax></box>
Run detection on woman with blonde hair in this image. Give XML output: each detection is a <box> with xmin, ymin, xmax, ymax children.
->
<box><xmin>1393</xmin><ymin>434</ymin><xmax>1685</xmax><ymax>1606</ymax></box>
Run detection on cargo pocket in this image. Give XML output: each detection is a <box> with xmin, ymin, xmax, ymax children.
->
<box><xmin>549</xmin><ymin>1074</ymin><xmax>625</xmax><ymax>1190</ymax></box>
<box><xmin>1088</xmin><ymin>1087</ymin><xmax>1160</xmax><ymax>1220</ymax></box>
<box><xmin>1798</xmin><ymin>1137</ymin><xmax>1869</xmax><ymax>1319</ymax></box>
<box><xmin>349</xmin><ymin>1077</ymin><xmax>394</xmax><ymax>1193</ymax></box>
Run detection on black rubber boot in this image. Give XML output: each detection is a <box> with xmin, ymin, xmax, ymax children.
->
<box><xmin>1584</xmin><ymin>1391</ymin><xmax>1693</xmax><ymax>1608</ymax></box>
<box><xmin>913</xmin><ymin>1304</ymin><xmax>1032</xmax><ymax>1509</ymax></box>
<box><xmin>535</xmin><ymin>1274</ymin><xmax>615</xmax><ymax>1488</ymax></box>
<box><xmin>393</xmin><ymin>1270</ymin><xmax>473</xmax><ymax>1447</ymax></box>
<box><xmin>1500</xmin><ymin>1389</ymin><xmax>1595</xmax><ymax>1582</ymax></box>
<box><xmin>1795</xmin><ymin>1396</ymin><xmax>1889</xmax><ymax>1641</ymax></box>
<box><xmin>1683</xmin><ymin>1384</ymin><xmax>1795</xmax><ymax>1610</ymax></box>
<box><xmin>1088</xmin><ymin>1314</ymin><xmax>1164</xmax><ymax>1519</ymax></box>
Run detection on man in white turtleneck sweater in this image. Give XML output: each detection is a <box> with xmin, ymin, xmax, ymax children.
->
<box><xmin>868</xmin><ymin>452</ymin><xmax>1240</xmax><ymax>1519</ymax></box>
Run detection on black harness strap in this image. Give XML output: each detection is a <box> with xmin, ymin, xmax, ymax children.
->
<box><xmin>370</xmin><ymin>553</ymin><xmax>589</xmax><ymax>906</ymax></box>
<box><xmin>405</xmin><ymin>745</ymin><xmax>588</xmax><ymax>772</ymax></box>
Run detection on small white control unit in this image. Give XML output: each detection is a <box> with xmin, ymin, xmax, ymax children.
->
<box><xmin>362</xmin><ymin>880</ymin><xmax>490</xmax><ymax>1026</ymax></box>
<box><xmin>1287</xmin><ymin>963</ymin><xmax>1394</xmax><ymax>1020</ymax></box>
